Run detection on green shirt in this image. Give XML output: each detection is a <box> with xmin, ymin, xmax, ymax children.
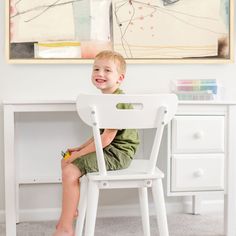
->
<box><xmin>104</xmin><ymin>88</ymin><xmax>140</xmax><ymax>158</ymax></box>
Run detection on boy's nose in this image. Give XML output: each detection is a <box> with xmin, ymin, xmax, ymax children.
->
<box><xmin>97</xmin><ymin>71</ymin><xmax>104</xmax><ymax>76</ymax></box>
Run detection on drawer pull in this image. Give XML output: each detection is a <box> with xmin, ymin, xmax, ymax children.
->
<box><xmin>193</xmin><ymin>169</ymin><xmax>204</xmax><ymax>178</ymax></box>
<box><xmin>194</xmin><ymin>131</ymin><xmax>204</xmax><ymax>139</ymax></box>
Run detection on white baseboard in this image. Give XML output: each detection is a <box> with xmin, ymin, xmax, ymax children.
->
<box><xmin>0</xmin><ymin>200</ymin><xmax>224</xmax><ymax>223</ymax></box>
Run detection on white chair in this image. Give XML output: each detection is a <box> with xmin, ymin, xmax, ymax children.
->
<box><xmin>75</xmin><ymin>94</ymin><xmax>178</xmax><ymax>236</ymax></box>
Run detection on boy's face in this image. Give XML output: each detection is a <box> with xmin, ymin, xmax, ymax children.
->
<box><xmin>91</xmin><ymin>59</ymin><xmax>124</xmax><ymax>94</ymax></box>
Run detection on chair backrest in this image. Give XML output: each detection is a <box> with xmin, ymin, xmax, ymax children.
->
<box><xmin>76</xmin><ymin>94</ymin><xmax>178</xmax><ymax>175</ymax></box>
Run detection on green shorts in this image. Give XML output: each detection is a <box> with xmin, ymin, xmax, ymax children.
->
<box><xmin>71</xmin><ymin>145</ymin><xmax>132</xmax><ymax>176</ymax></box>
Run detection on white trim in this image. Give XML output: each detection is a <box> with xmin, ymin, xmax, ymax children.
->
<box><xmin>0</xmin><ymin>200</ymin><xmax>224</xmax><ymax>223</ymax></box>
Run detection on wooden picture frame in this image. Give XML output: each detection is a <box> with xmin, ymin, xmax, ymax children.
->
<box><xmin>6</xmin><ymin>0</ymin><xmax>234</xmax><ymax>64</ymax></box>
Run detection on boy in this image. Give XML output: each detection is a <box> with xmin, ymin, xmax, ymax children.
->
<box><xmin>53</xmin><ymin>50</ymin><xmax>139</xmax><ymax>236</ymax></box>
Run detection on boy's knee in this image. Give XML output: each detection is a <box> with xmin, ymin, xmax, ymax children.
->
<box><xmin>62</xmin><ymin>164</ymin><xmax>81</xmax><ymax>182</ymax></box>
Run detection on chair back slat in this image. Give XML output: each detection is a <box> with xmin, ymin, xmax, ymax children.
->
<box><xmin>90</xmin><ymin>105</ymin><xmax>107</xmax><ymax>175</ymax></box>
<box><xmin>77</xmin><ymin>94</ymin><xmax>178</xmax><ymax>129</ymax></box>
<box><xmin>148</xmin><ymin>106</ymin><xmax>166</xmax><ymax>173</ymax></box>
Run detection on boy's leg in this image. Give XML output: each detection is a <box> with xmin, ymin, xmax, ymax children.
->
<box><xmin>53</xmin><ymin>163</ymin><xmax>81</xmax><ymax>236</ymax></box>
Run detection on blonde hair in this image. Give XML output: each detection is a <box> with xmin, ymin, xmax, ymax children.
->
<box><xmin>94</xmin><ymin>50</ymin><xmax>126</xmax><ymax>74</ymax></box>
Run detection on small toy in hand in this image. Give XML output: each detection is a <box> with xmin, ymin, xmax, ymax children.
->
<box><xmin>61</xmin><ymin>150</ymin><xmax>71</xmax><ymax>160</ymax></box>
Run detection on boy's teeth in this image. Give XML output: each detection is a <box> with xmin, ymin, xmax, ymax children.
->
<box><xmin>96</xmin><ymin>79</ymin><xmax>105</xmax><ymax>82</ymax></box>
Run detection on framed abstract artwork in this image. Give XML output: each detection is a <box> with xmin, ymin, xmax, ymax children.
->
<box><xmin>6</xmin><ymin>0</ymin><xmax>234</xmax><ymax>63</ymax></box>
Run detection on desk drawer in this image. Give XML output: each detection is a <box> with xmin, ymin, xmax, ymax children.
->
<box><xmin>171</xmin><ymin>154</ymin><xmax>224</xmax><ymax>192</ymax></box>
<box><xmin>172</xmin><ymin>116</ymin><xmax>225</xmax><ymax>153</ymax></box>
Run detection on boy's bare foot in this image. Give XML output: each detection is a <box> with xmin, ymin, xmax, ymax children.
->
<box><xmin>56</xmin><ymin>210</ymin><xmax>78</xmax><ymax>229</ymax></box>
<box><xmin>52</xmin><ymin>229</ymin><xmax>74</xmax><ymax>236</ymax></box>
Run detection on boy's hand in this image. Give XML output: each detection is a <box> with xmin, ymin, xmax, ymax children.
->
<box><xmin>68</xmin><ymin>151</ymin><xmax>80</xmax><ymax>162</ymax></box>
<box><xmin>61</xmin><ymin>151</ymin><xmax>80</xmax><ymax>164</ymax></box>
<box><xmin>61</xmin><ymin>151</ymin><xmax>79</xmax><ymax>169</ymax></box>
<box><xmin>61</xmin><ymin>150</ymin><xmax>80</xmax><ymax>169</ymax></box>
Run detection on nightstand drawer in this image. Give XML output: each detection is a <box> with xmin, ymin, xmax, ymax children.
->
<box><xmin>171</xmin><ymin>154</ymin><xmax>224</xmax><ymax>192</ymax></box>
<box><xmin>172</xmin><ymin>116</ymin><xmax>225</xmax><ymax>153</ymax></box>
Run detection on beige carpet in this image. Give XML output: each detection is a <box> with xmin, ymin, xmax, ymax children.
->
<box><xmin>0</xmin><ymin>213</ymin><xmax>223</xmax><ymax>236</ymax></box>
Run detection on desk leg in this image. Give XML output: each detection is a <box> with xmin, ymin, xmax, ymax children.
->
<box><xmin>4</xmin><ymin>106</ymin><xmax>17</xmax><ymax>236</ymax></box>
<box><xmin>225</xmin><ymin>106</ymin><xmax>236</xmax><ymax>236</ymax></box>
<box><xmin>192</xmin><ymin>195</ymin><xmax>201</xmax><ymax>215</ymax></box>
<box><xmin>16</xmin><ymin>182</ymin><xmax>19</xmax><ymax>223</ymax></box>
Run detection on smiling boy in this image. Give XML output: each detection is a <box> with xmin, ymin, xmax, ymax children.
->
<box><xmin>53</xmin><ymin>51</ymin><xmax>139</xmax><ymax>236</ymax></box>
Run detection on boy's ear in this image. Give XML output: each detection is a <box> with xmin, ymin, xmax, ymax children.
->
<box><xmin>118</xmin><ymin>74</ymin><xmax>125</xmax><ymax>83</ymax></box>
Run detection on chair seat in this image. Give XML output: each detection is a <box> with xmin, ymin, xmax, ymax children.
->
<box><xmin>87</xmin><ymin>159</ymin><xmax>164</xmax><ymax>181</ymax></box>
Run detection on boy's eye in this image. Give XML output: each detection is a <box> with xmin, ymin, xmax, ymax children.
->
<box><xmin>105</xmin><ymin>69</ymin><xmax>111</xmax><ymax>72</ymax></box>
<box><xmin>94</xmin><ymin>68</ymin><xmax>99</xmax><ymax>71</ymax></box>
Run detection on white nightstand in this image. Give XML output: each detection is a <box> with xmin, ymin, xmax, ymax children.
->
<box><xmin>166</xmin><ymin>101</ymin><xmax>236</xmax><ymax>235</ymax></box>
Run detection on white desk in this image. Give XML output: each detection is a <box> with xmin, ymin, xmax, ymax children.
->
<box><xmin>3</xmin><ymin>100</ymin><xmax>236</xmax><ymax>236</ymax></box>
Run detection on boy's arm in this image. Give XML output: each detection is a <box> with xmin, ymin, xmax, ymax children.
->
<box><xmin>67</xmin><ymin>137</ymin><xmax>94</xmax><ymax>152</ymax></box>
<box><xmin>68</xmin><ymin>129</ymin><xmax>118</xmax><ymax>162</ymax></box>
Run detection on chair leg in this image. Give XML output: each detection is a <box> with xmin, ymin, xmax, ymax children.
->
<box><xmin>84</xmin><ymin>181</ymin><xmax>99</xmax><ymax>236</ymax></box>
<box><xmin>75</xmin><ymin>176</ymin><xmax>88</xmax><ymax>236</ymax></box>
<box><xmin>152</xmin><ymin>179</ymin><xmax>169</xmax><ymax>236</ymax></box>
<box><xmin>138</xmin><ymin>187</ymin><xmax>150</xmax><ymax>236</ymax></box>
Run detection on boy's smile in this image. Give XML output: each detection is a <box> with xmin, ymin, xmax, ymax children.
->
<box><xmin>92</xmin><ymin>59</ymin><xmax>124</xmax><ymax>94</ymax></box>
<box><xmin>95</xmin><ymin>78</ymin><xmax>107</xmax><ymax>83</ymax></box>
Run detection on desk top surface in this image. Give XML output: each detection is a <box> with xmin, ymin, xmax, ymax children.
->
<box><xmin>3</xmin><ymin>99</ymin><xmax>236</xmax><ymax>106</ymax></box>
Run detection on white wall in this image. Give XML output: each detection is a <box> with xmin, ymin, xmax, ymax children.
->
<box><xmin>0</xmin><ymin>1</ymin><xmax>235</xmax><ymax>222</ymax></box>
